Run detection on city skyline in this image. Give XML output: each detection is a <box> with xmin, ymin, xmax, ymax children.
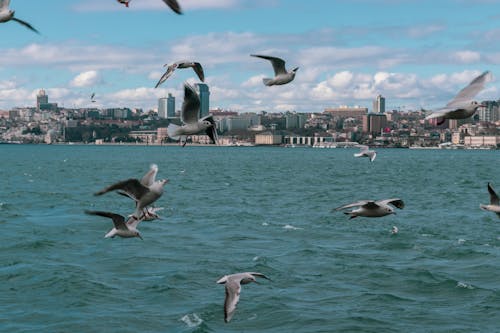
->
<box><xmin>0</xmin><ymin>0</ymin><xmax>499</xmax><ymax>113</ymax></box>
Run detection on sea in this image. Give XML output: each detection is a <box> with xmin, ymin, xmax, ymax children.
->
<box><xmin>0</xmin><ymin>144</ymin><xmax>499</xmax><ymax>333</ymax></box>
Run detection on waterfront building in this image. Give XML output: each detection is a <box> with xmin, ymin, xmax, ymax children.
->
<box><xmin>158</xmin><ymin>97</ymin><xmax>167</xmax><ymax>119</ymax></box>
<box><xmin>167</xmin><ymin>93</ymin><xmax>176</xmax><ymax>118</ymax></box>
<box><xmin>196</xmin><ymin>83</ymin><xmax>210</xmax><ymax>118</ymax></box>
<box><xmin>478</xmin><ymin>101</ymin><xmax>499</xmax><ymax>123</ymax></box>
<box><xmin>285</xmin><ymin>113</ymin><xmax>308</xmax><ymax>129</ymax></box>
<box><xmin>363</xmin><ymin>113</ymin><xmax>387</xmax><ymax>134</ymax></box>
<box><xmin>324</xmin><ymin>106</ymin><xmax>367</xmax><ymax>120</ymax></box>
<box><xmin>373</xmin><ymin>94</ymin><xmax>385</xmax><ymax>113</ymax></box>
<box><xmin>255</xmin><ymin>132</ymin><xmax>282</xmax><ymax>145</ymax></box>
<box><xmin>36</xmin><ymin>89</ymin><xmax>48</xmax><ymax>112</ymax></box>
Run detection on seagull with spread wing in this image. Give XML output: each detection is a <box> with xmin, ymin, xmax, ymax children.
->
<box><xmin>354</xmin><ymin>145</ymin><xmax>377</xmax><ymax>162</ymax></box>
<box><xmin>0</xmin><ymin>0</ymin><xmax>39</xmax><ymax>34</ymax></box>
<box><xmin>250</xmin><ymin>54</ymin><xmax>298</xmax><ymax>86</ymax></box>
<box><xmin>117</xmin><ymin>0</ymin><xmax>182</xmax><ymax>14</ymax></box>
<box><xmin>85</xmin><ymin>210</ymin><xmax>144</xmax><ymax>240</ymax></box>
<box><xmin>94</xmin><ymin>165</ymin><xmax>169</xmax><ymax>220</ymax></box>
<box><xmin>167</xmin><ymin>83</ymin><xmax>218</xmax><ymax>146</ymax></box>
<box><xmin>155</xmin><ymin>60</ymin><xmax>204</xmax><ymax>88</ymax></box>
<box><xmin>216</xmin><ymin>272</ymin><xmax>270</xmax><ymax>323</ymax></box>
<box><xmin>480</xmin><ymin>183</ymin><xmax>500</xmax><ymax>218</ymax></box>
<box><xmin>334</xmin><ymin>198</ymin><xmax>405</xmax><ymax>219</ymax></box>
<box><xmin>425</xmin><ymin>71</ymin><xmax>492</xmax><ymax>125</ymax></box>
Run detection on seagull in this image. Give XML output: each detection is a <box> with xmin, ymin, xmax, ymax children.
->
<box><xmin>90</xmin><ymin>93</ymin><xmax>96</xmax><ymax>103</ymax></box>
<box><xmin>155</xmin><ymin>61</ymin><xmax>204</xmax><ymax>88</ymax></box>
<box><xmin>334</xmin><ymin>198</ymin><xmax>404</xmax><ymax>219</ymax></box>
<box><xmin>85</xmin><ymin>210</ymin><xmax>144</xmax><ymax>240</ymax></box>
<box><xmin>425</xmin><ymin>71</ymin><xmax>492</xmax><ymax>125</ymax></box>
<box><xmin>354</xmin><ymin>145</ymin><xmax>376</xmax><ymax>162</ymax></box>
<box><xmin>250</xmin><ymin>54</ymin><xmax>298</xmax><ymax>86</ymax></box>
<box><xmin>216</xmin><ymin>272</ymin><xmax>270</xmax><ymax>323</ymax></box>
<box><xmin>116</xmin><ymin>164</ymin><xmax>164</xmax><ymax>220</ymax></box>
<box><xmin>117</xmin><ymin>0</ymin><xmax>182</xmax><ymax>14</ymax></box>
<box><xmin>167</xmin><ymin>83</ymin><xmax>218</xmax><ymax>145</ymax></box>
<box><xmin>94</xmin><ymin>165</ymin><xmax>168</xmax><ymax>219</ymax></box>
<box><xmin>391</xmin><ymin>226</ymin><xmax>399</xmax><ymax>234</ymax></box>
<box><xmin>480</xmin><ymin>183</ymin><xmax>500</xmax><ymax>218</ymax></box>
<box><xmin>0</xmin><ymin>0</ymin><xmax>39</xmax><ymax>34</ymax></box>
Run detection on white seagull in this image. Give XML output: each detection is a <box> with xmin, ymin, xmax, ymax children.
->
<box><xmin>116</xmin><ymin>164</ymin><xmax>164</xmax><ymax>220</ymax></box>
<box><xmin>216</xmin><ymin>272</ymin><xmax>270</xmax><ymax>323</ymax></box>
<box><xmin>334</xmin><ymin>198</ymin><xmax>404</xmax><ymax>219</ymax></box>
<box><xmin>425</xmin><ymin>71</ymin><xmax>492</xmax><ymax>125</ymax></box>
<box><xmin>85</xmin><ymin>210</ymin><xmax>144</xmax><ymax>240</ymax></box>
<box><xmin>155</xmin><ymin>61</ymin><xmax>204</xmax><ymax>88</ymax></box>
<box><xmin>167</xmin><ymin>83</ymin><xmax>218</xmax><ymax>145</ymax></box>
<box><xmin>250</xmin><ymin>54</ymin><xmax>298</xmax><ymax>86</ymax></box>
<box><xmin>117</xmin><ymin>0</ymin><xmax>182</xmax><ymax>14</ymax></box>
<box><xmin>94</xmin><ymin>166</ymin><xmax>169</xmax><ymax>220</ymax></box>
<box><xmin>480</xmin><ymin>183</ymin><xmax>500</xmax><ymax>218</ymax></box>
<box><xmin>354</xmin><ymin>145</ymin><xmax>376</xmax><ymax>162</ymax></box>
<box><xmin>0</xmin><ymin>0</ymin><xmax>39</xmax><ymax>34</ymax></box>
<box><xmin>391</xmin><ymin>226</ymin><xmax>399</xmax><ymax>234</ymax></box>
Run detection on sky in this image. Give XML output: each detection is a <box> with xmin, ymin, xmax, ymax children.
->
<box><xmin>0</xmin><ymin>0</ymin><xmax>499</xmax><ymax>113</ymax></box>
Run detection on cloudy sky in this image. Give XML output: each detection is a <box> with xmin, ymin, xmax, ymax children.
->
<box><xmin>0</xmin><ymin>0</ymin><xmax>499</xmax><ymax>112</ymax></box>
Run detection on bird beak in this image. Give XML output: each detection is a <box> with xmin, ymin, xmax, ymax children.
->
<box><xmin>293</xmin><ymin>67</ymin><xmax>299</xmax><ymax>72</ymax></box>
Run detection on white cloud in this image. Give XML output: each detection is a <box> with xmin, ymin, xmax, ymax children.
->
<box><xmin>453</xmin><ymin>51</ymin><xmax>481</xmax><ymax>64</ymax></box>
<box><xmin>70</xmin><ymin>71</ymin><xmax>101</xmax><ymax>87</ymax></box>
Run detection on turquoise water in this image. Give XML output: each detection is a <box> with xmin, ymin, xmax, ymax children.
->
<box><xmin>0</xmin><ymin>145</ymin><xmax>499</xmax><ymax>332</ymax></box>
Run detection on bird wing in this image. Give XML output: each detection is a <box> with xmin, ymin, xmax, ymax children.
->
<box><xmin>191</xmin><ymin>62</ymin><xmax>205</xmax><ymax>82</ymax></box>
<box><xmin>155</xmin><ymin>64</ymin><xmax>177</xmax><ymax>88</ymax></box>
<box><xmin>424</xmin><ymin>107</ymin><xmax>455</xmax><ymax>120</ymax></box>
<box><xmin>181</xmin><ymin>83</ymin><xmax>201</xmax><ymax>124</ymax></box>
<box><xmin>358</xmin><ymin>145</ymin><xmax>369</xmax><ymax>153</ymax></box>
<box><xmin>141</xmin><ymin>164</ymin><xmax>158</xmax><ymax>187</ymax></box>
<box><xmin>94</xmin><ymin>178</ymin><xmax>149</xmax><ymax>199</ymax></box>
<box><xmin>368</xmin><ymin>151</ymin><xmax>376</xmax><ymax>162</ymax></box>
<box><xmin>377</xmin><ymin>198</ymin><xmax>405</xmax><ymax>209</ymax></box>
<box><xmin>488</xmin><ymin>183</ymin><xmax>499</xmax><ymax>206</ymax></box>
<box><xmin>202</xmin><ymin>115</ymin><xmax>218</xmax><ymax>144</ymax></box>
<box><xmin>334</xmin><ymin>200</ymin><xmax>371</xmax><ymax>210</ymax></box>
<box><xmin>251</xmin><ymin>54</ymin><xmax>287</xmax><ymax>75</ymax></box>
<box><xmin>250</xmin><ymin>272</ymin><xmax>271</xmax><ymax>281</ymax></box>
<box><xmin>0</xmin><ymin>0</ymin><xmax>10</xmax><ymax>11</ymax></box>
<box><xmin>163</xmin><ymin>0</ymin><xmax>182</xmax><ymax>14</ymax></box>
<box><xmin>85</xmin><ymin>210</ymin><xmax>128</xmax><ymax>231</ymax></box>
<box><xmin>224</xmin><ymin>280</ymin><xmax>241</xmax><ymax>323</ymax></box>
<box><xmin>445</xmin><ymin>71</ymin><xmax>491</xmax><ymax>108</ymax></box>
<box><xmin>12</xmin><ymin>17</ymin><xmax>40</xmax><ymax>34</ymax></box>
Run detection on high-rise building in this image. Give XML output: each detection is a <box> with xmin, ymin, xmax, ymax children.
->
<box><xmin>36</xmin><ymin>89</ymin><xmax>48</xmax><ymax>111</ymax></box>
<box><xmin>362</xmin><ymin>113</ymin><xmax>387</xmax><ymax>134</ymax></box>
<box><xmin>167</xmin><ymin>93</ymin><xmax>176</xmax><ymax>118</ymax></box>
<box><xmin>196</xmin><ymin>83</ymin><xmax>210</xmax><ymax>118</ymax></box>
<box><xmin>373</xmin><ymin>94</ymin><xmax>385</xmax><ymax>113</ymax></box>
<box><xmin>158</xmin><ymin>97</ymin><xmax>167</xmax><ymax>119</ymax></box>
<box><xmin>478</xmin><ymin>100</ymin><xmax>499</xmax><ymax>123</ymax></box>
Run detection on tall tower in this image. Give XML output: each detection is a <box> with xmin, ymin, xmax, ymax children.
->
<box><xmin>36</xmin><ymin>89</ymin><xmax>48</xmax><ymax>111</ymax></box>
<box><xmin>167</xmin><ymin>93</ymin><xmax>176</xmax><ymax>118</ymax></box>
<box><xmin>158</xmin><ymin>97</ymin><xmax>167</xmax><ymax>118</ymax></box>
<box><xmin>196</xmin><ymin>83</ymin><xmax>210</xmax><ymax>118</ymax></box>
<box><xmin>373</xmin><ymin>94</ymin><xmax>385</xmax><ymax>113</ymax></box>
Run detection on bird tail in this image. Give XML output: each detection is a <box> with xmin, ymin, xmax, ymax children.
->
<box><xmin>167</xmin><ymin>123</ymin><xmax>181</xmax><ymax>141</ymax></box>
<box><xmin>263</xmin><ymin>78</ymin><xmax>273</xmax><ymax>86</ymax></box>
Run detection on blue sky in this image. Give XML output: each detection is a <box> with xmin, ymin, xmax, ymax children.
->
<box><xmin>0</xmin><ymin>0</ymin><xmax>499</xmax><ymax>112</ymax></box>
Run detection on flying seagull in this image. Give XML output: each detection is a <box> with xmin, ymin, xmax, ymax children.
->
<box><xmin>354</xmin><ymin>145</ymin><xmax>376</xmax><ymax>162</ymax></box>
<box><xmin>334</xmin><ymin>198</ymin><xmax>404</xmax><ymax>219</ymax></box>
<box><xmin>94</xmin><ymin>165</ymin><xmax>168</xmax><ymax>219</ymax></box>
<box><xmin>425</xmin><ymin>71</ymin><xmax>492</xmax><ymax>125</ymax></box>
<box><xmin>90</xmin><ymin>93</ymin><xmax>96</xmax><ymax>103</ymax></box>
<box><xmin>250</xmin><ymin>54</ymin><xmax>298</xmax><ymax>86</ymax></box>
<box><xmin>480</xmin><ymin>183</ymin><xmax>500</xmax><ymax>218</ymax></box>
<box><xmin>155</xmin><ymin>60</ymin><xmax>204</xmax><ymax>88</ymax></box>
<box><xmin>216</xmin><ymin>272</ymin><xmax>270</xmax><ymax>323</ymax></box>
<box><xmin>85</xmin><ymin>210</ymin><xmax>144</xmax><ymax>240</ymax></box>
<box><xmin>0</xmin><ymin>0</ymin><xmax>39</xmax><ymax>34</ymax></box>
<box><xmin>117</xmin><ymin>0</ymin><xmax>182</xmax><ymax>14</ymax></box>
<box><xmin>116</xmin><ymin>164</ymin><xmax>164</xmax><ymax>220</ymax></box>
<box><xmin>167</xmin><ymin>82</ymin><xmax>218</xmax><ymax>146</ymax></box>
